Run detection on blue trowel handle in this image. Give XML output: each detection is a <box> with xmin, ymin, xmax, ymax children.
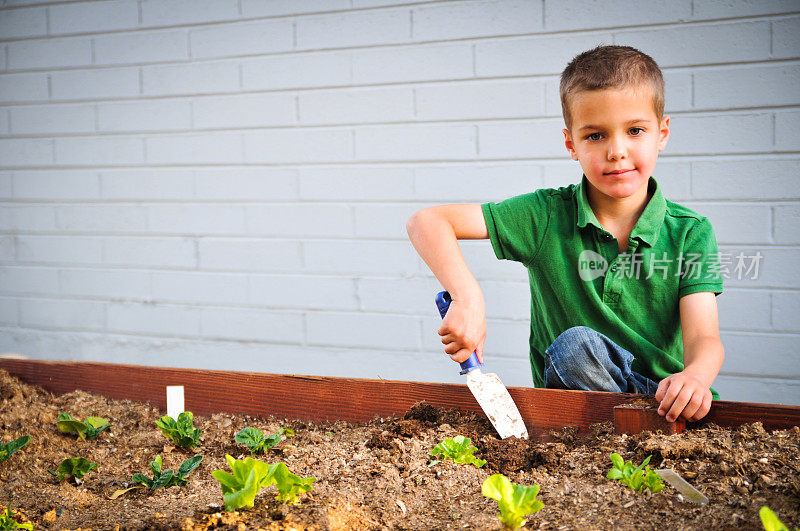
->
<box><xmin>435</xmin><ymin>291</ymin><xmax>482</xmax><ymax>375</ymax></box>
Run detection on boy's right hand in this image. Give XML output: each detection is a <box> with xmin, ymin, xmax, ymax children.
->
<box><xmin>437</xmin><ymin>296</ymin><xmax>487</xmax><ymax>364</ymax></box>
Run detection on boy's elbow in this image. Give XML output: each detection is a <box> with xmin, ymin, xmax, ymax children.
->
<box><xmin>406</xmin><ymin>208</ymin><xmax>432</xmax><ymax>240</ymax></box>
<box><xmin>405</xmin><ymin>211</ymin><xmax>418</xmax><ymax>238</ymax></box>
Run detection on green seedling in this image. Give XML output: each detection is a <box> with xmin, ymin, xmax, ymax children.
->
<box><xmin>132</xmin><ymin>454</ymin><xmax>203</xmax><ymax>490</ymax></box>
<box><xmin>429</xmin><ymin>435</ymin><xmax>486</xmax><ymax>467</ymax></box>
<box><xmin>268</xmin><ymin>462</ymin><xmax>316</xmax><ymax>505</ymax></box>
<box><xmin>48</xmin><ymin>457</ymin><xmax>98</xmax><ymax>482</ymax></box>
<box><xmin>57</xmin><ymin>413</ymin><xmax>110</xmax><ymax>441</ymax></box>
<box><xmin>0</xmin><ymin>436</ymin><xmax>30</xmax><ymax>463</ymax></box>
<box><xmin>0</xmin><ymin>506</ymin><xmax>33</xmax><ymax>530</ymax></box>
<box><xmin>155</xmin><ymin>411</ymin><xmax>201</xmax><ymax>449</ymax></box>
<box><xmin>482</xmin><ymin>474</ymin><xmax>543</xmax><ymax>529</ymax></box>
<box><xmin>607</xmin><ymin>453</ymin><xmax>664</xmax><ymax>493</ymax></box>
<box><xmin>211</xmin><ymin>455</ymin><xmax>316</xmax><ymax>511</ymax></box>
<box><xmin>761</xmin><ymin>506</ymin><xmax>798</xmax><ymax>531</ymax></box>
<box><xmin>212</xmin><ymin>455</ymin><xmax>276</xmax><ymax>511</ymax></box>
<box><xmin>235</xmin><ymin>427</ymin><xmax>294</xmax><ymax>454</ymax></box>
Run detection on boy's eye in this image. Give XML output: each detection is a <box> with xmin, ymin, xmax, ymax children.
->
<box><xmin>629</xmin><ymin>127</ymin><xmax>644</xmax><ymax>135</ymax></box>
<box><xmin>586</xmin><ymin>133</ymin><xmax>602</xmax><ymax>141</ymax></box>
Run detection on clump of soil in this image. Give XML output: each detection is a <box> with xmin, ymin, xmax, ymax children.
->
<box><xmin>0</xmin><ymin>369</ymin><xmax>798</xmax><ymax>529</ymax></box>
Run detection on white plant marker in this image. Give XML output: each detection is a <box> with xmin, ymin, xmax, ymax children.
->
<box><xmin>166</xmin><ymin>386</ymin><xmax>184</xmax><ymax>419</ymax></box>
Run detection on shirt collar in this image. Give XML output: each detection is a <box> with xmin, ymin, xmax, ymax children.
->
<box><xmin>575</xmin><ymin>175</ymin><xmax>666</xmax><ymax>247</ymax></box>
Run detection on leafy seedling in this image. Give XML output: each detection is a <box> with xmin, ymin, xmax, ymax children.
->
<box><xmin>48</xmin><ymin>457</ymin><xmax>98</xmax><ymax>482</ymax></box>
<box><xmin>429</xmin><ymin>435</ymin><xmax>486</xmax><ymax>467</ymax></box>
<box><xmin>268</xmin><ymin>462</ymin><xmax>316</xmax><ymax>505</ymax></box>
<box><xmin>0</xmin><ymin>436</ymin><xmax>30</xmax><ymax>463</ymax></box>
<box><xmin>132</xmin><ymin>454</ymin><xmax>203</xmax><ymax>490</ymax></box>
<box><xmin>482</xmin><ymin>474</ymin><xmax>543</xmax><ymax>529</ymax></box>
<box><xmin>0</xmin><ymin>506</ymin><xmax>33</xmax><ymax>530</ymax></box>
<box><xmin>212</xmin><ymin>455</ymin><xmax>275</xmax><ymax>511</ymax></box>
<box><xmin>211</xmin><ymin>455</ymin><xmax>316</xmax><ymax>511</ymax></box>
<box><xmin>761</xmin><ymin>506</ymin><xmax>799</xmax><ymax>531</ymax></box>
<box><xmin>57</xmin><ymin>413</ymin><xmax>110</xmax><ymax>440</ymax></box>
<box><xmin>607</xmin><ymin>453</ymin><xmax>664</xmax><ymax>493</ymax></box>
<box><xmin>156</xmin><ymin>411</ymin><xmax>201</xmax><ymax>449</ymax></box>
<box><xmin>235</xmin><ymin>427</ymin><xmax>294</xmax><ymax>454</ymax></box>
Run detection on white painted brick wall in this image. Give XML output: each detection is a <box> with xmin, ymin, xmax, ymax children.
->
<box><xmin>11</xmin><ymin>103</ymin><xmax>95</xmax><ymax>134</ymax></box>
<box><xmin>0</xmin><ymin>0</ymin><xmax>798</xmax><ymax>407</ymax></box>
<box><xmin>190</xmin><ymin>20</ymin><xmax>293</xmax><ymax>59</ymax></box>
<box><xmin>0</xmin><ymin>72</ymin><xmax>49</xmax><ymax>102</ymax></box>
<box><xmin>95</xmin><ymin>29</ymin><xmax>189</xmax><ymax>65</ymax></box>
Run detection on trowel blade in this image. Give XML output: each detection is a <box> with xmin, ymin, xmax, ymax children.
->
<box><xmin>656</xmin><ymin>469</ymin><xmax>708</xmax><ymax>504</ymax></box>
<box><xmin>466</xmin><ymin>370</ymin><xmax>528</xmax><ymax>439</ymax></box>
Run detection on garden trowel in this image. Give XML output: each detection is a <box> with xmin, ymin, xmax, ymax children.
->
<box><xmin>435</xmin><ymin>291</ymin><xmax>528</xmax><ymax>440</ymax></box>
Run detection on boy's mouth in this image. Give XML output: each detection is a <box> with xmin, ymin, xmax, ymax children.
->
<box><xmin>605</xmin><ymin>169</ymin><xmax>634</xmax><ymax>176</ymax></box>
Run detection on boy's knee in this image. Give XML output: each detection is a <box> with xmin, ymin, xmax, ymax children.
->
<box><xmin>550</xmin><ymin>326</ymin><xmax>601</xmax><ymax>354</ymax></box>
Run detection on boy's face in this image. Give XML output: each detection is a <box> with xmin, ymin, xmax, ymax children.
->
<box><xmin>562</xmin><ymin>86</ymin><xmax>670</xmax><ymax>201</ymax></box>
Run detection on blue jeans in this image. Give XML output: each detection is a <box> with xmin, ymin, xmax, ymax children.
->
<box><xmin>544</xmin><ymin>326</ymin><xmax>659</xmax><ymax>394</ymax></box>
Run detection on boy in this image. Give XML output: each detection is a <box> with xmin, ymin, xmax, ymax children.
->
<box><xmin>406</xmin><ymin>45</ymin><xmax>724</xmax><ymax>424</ymax></box>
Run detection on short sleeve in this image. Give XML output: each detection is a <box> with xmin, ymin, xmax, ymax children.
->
<box><xmin>481</xmin><ymin>190</ymin><xmax>551</xmax><ymax>265</ymax></box>
<box><xmin>678</xmin><ymin>217</ymin><xmax>724</xmax><ymax>298</ymax></box>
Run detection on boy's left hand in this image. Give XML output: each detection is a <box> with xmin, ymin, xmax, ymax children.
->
<box><xmin>655</xmin><ymin>371</ymin><xmax>712</xmax><ymax>422</ymax></box>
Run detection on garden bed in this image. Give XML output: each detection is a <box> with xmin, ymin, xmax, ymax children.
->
<box><xmin>1</xmin><ymin>367</ymin><xmax>799</xmax><ymax>530</ymax></box>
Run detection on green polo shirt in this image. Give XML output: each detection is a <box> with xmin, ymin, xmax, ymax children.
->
<box><xmin>482</xmin><ymin>176</ymin><xmax>723</xmax><ymax>397</ymax></box>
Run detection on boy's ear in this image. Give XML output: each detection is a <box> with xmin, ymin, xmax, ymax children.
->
<box><xmin>563</xmin><ymin>129</ymin><xmax>579</xmax><ymax>160</ymax></box>
<box><xmin>657</xmin><ymin>115</ymin><xmax>670</xmax><ymax>152</ymax></box>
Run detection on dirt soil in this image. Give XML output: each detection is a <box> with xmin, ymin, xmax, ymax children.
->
<box><xmin>0</xmin><ymin>369</ymin><xmax>798</xmax><ymax>530</ymax></box>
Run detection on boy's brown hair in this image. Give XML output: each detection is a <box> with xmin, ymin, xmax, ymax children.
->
<box><xmin>560</xmin><ymin>45</ymin><xmax>665</xmax><ymax>131</ymax></box>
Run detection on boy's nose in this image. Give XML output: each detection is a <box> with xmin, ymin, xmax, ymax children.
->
<box><xmin>607</xmin><ymin>141</ymin><xmax>627</xmax><ymax>160</ymax></box>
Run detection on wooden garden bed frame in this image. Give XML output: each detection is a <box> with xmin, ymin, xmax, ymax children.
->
<box><xmin>1</xmin><ymin>358</ymin><xmax>798</xmax><ymax>436</ymax></box>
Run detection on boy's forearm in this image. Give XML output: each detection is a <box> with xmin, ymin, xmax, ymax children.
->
<box><xmin>406</xmin><ymin>208</ymin><xmax>483</xmax><ymax>301</ymax></box>
<box><xmin>682</xmin><ymin>336</ymin><xmax>725</xmax><ymax>389</ymax></box>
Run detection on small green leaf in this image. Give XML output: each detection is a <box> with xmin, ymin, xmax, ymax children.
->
<box><xmin>429</xmin><ymin>435</ymin><xmax>486</xmax><ymax>467</ymax></box>
<box><xmin>482</xmin><ymin>474</ymin><xmax>542</xmax><ymax>529</ymax></box>
<box><xmin>760</xmin><ymin>506</ymin><xmax>793</xmax><ymax>531</ymax></box>
<box><xmin>236</xmin><ymin>427</ymin><xmax>293</xmax><ymax>454</ymax></box>
<box><xmin>176</xmin><ymin>455</ymin><xmax>203</xmax><ymax>479</ymax></box>
<box><xmin>57</xmin><ymin>413</ymin><xmax>88</xmax><ymax>440</ymax></box>
<box><xmin>607</xmin><ymin>453</ymin><xmax>662</xmax><ymax>494</ymax></box>
<box><xmin>214</xmin><ymin>468</ymin><xmax>260</xmax><ymax>511</ymax></box>
<box><xmin>50</xmin><ymin>457</ymin><xmax>98</xmax><ymax>482</ymax></box>
<box><xmin>0</xmin><ymin>506</ymin><xmax>33</xmax><ymax>530</ymax></box>
<box><xmin>57</xmin><ymin>413</ymin><xmax>111</xmax><ymax>441</ymax></box>
<box><xmin>131</xmin><ymin>473</ymin><xmax>153</xmax><ymax>488</ymax></box>
<box><xmin>151</xmin><ymin>455</ymin><xmax>162</xmax><ymax>476</ymax></box>
<box><xmin>235</xmin><ymin>427</ymin><xmax>266</xmax><ymax>453</ymax></box>
<box><xmin>644</xmin><ymin>470</ymin><xmax>664</xmax><ymax>493</ymax></box>
<box><xmin>268</xmin><ymin>462</ymin><xmax>316</xmax><ymax>505</ymax></box>
<box><xmin>84</xmin><ymin>416</ymin><xmax>109</xmax><ymax>429</ymax></box>
<box><xmin>156</xmin><ymin>412</ymin><xmax>201</xmax><ymax>449</ymax></box>
<box><xmin>0</xmin><ymin>435</ymin><xmax>31</xmax><ymax>463</ymax></box>
<box><xmin>151</xmin><ymin>470</ymin><xmax>175</xmax><ymax>490</ymax></box>
<box><xmin>133</xmin><ymin>454</ymin><xmax>202</xmax><ymax>491</ymax></box>
<box><xmin>212</xmin><ymin>455</ymin><xmax>313</xmax><ymax>510</ymax></box>
<box><xmin>212</xmin><ymin>455</ymin><xmax>273</xmax><ymax>510</ymax></box>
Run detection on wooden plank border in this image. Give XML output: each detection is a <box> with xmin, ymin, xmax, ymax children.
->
<box><xmin>1</xmin><ymin>359</ymin><xmax>798</xmax><ymax>434</ymax></box>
